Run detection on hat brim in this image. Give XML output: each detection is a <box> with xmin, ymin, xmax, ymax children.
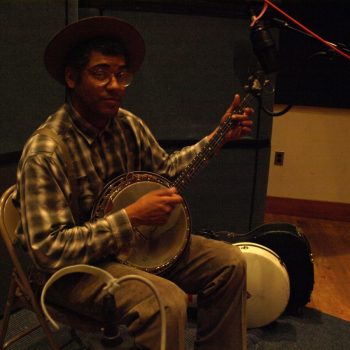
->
<box><xmin>44</xmin><ymin>16</ymin><xmax>145</xmax><ymax>85</ymax></box>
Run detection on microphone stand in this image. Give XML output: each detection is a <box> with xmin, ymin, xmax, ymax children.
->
<box><xmin>259</xmin><ymin>17</ymin><xmax>350</xmax><ymax>117</ymax></box>
<box><xmin>101</xmin><ymin>293</ymin><xmax>123</xmax><ymax>348</ymax></box>
<box><xmin>271</xmin><ymin>17</ymin><xmax>350</xmax><ymax>56</ymax></box>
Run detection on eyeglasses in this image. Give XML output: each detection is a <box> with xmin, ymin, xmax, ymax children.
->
<box><xmin>87</xmin><ymin>67</ymin><xmax>133</xmax><ymax>87</ymax></box>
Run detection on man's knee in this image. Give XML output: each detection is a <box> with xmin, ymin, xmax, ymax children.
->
<box><xmin>209</xmin><ymin>243</ymin><xmax>247</xmax><ymax>293</ymax></box>
<box><xmin>125</xmin><ymin>279</ymin><xmax>187</xmax><ymax>349</ymax></box>
<box><xmin>213</xmin><ymin>242</ymin><xmax>246</xmax><ymax>275</ymax></box>
<box><xmin>229</xmin><ymin>245</ymin><xmax>246</xmax><ymax>276</ymax></box>
<box><xmin>159</xmin><ymin>280</ymin><xmax>188</xmax><ymax>319</ymax></box>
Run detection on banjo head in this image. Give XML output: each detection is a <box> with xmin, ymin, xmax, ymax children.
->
<box><xmin>92</xmin><ymin>172</ymin><xmax>191</xmax><ymax>275</ymax></box>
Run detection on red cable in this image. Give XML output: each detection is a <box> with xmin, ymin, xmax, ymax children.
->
<box><xmin>264</xmin><ymin>0</ymin><xmax>350</xmax><ymax>61</ymax></box>
<box><xmin>250</xmin><ymin>2</ymin><xmax>269</xmax><ymax>27</ymax></box>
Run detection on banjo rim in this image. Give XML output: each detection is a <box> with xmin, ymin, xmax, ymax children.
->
<box><xmin>91</xmin><ymin>171</ymin><xmax>192</xmax><ymax>275</ymax></box>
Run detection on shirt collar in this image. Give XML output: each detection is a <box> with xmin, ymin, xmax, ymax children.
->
<box><xmin>66</xmin><ymin>103</ymin><xmax>116</xmax><ymax>145</ymax></box>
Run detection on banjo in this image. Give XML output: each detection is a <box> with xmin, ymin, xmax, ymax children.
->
<box><xmin>91</xmin><ymin>76</ymin><xmax>262</xmax><ymax>275</ymax></box>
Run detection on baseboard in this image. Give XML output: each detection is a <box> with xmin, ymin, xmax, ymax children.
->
<box><xmin>265</xmin><ymin>196</ymin><xmax>350</xmax><ymax>222</ymax></box>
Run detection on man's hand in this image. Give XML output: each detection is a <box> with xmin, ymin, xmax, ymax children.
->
<box><xmin>125</xmin><ymin>187</ymin><xmax>183</xmax><ymax>227</ymax></box>
<box><xmin>208</xmin><ymin>94</ymin><xmax>254</xmax><ymax>145</ymax></box>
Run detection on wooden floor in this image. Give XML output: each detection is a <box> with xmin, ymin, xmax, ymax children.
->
<box><xmin>264</xmin><ymin>213</ymin><xmax>350</xmax><ymax>322</ymax></box>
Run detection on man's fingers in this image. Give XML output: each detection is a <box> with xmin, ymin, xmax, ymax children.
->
<box><xmin>225</xmin><ymin>94</ymin><xmax>241</xmax><ymax>115</ymax></box>
<box><xmin>232</xmin><ymin>93</ymin><xmax>241</xmax><ymax>109</ymax></box>
<box><xmin>149</xmin><ymin>187</ymin><xmax>183</xmax><ymax>204</ymax></box>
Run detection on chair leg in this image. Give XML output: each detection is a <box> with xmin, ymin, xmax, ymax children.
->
<box><xmin>26</xmin><ymin>287</ymin><xmax>61</xmax><ymax>350</ymax></box>
<box><xmin>0</xmin><ymin>275</ymin><xmax>17</xmax><ymax>348</ymax></box>
<box><xmin>0</xmin><ymin>270</ymin><xmax>60</xmax><ymax>350</ymax></box>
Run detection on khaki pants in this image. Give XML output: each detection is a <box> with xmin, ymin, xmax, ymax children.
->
<box><xmin>48</xmin><ymin>235</ymin><xmax>247</xmax><ymax>350</ymax></box>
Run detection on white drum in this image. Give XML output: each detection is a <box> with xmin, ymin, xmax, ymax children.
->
<box><xmin>234</xmin><ymin>242</ymin><xmax>290</xmax><ymax>328</ymax></box>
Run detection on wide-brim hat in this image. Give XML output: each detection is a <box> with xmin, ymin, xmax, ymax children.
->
<box><xmin>44</xmin><ymin>16</ymin><xmax>145</xmax><ymax>85</ymax></box>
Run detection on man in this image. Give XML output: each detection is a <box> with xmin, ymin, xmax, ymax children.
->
<box><xmin>14</xmin><ymin>16</ymin><xmax>253</xmax><ymax>349</ymax></box>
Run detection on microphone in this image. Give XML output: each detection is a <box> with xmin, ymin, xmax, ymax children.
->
<box><xmin>247</xmin><ymin>1</ymin><xmax>280</xmax><ymax>73</ymax></box>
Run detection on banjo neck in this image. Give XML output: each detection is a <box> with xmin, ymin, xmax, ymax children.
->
<box><xmin>173</xmin><ymin>93</ymin><xmax>255</xmax><ymax>194</ymax></box>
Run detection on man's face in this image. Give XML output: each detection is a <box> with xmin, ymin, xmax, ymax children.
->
<box><xmin>66</xmin><ymin>51</ymin><xmax>128</xmax><ymax>128</ymax></box>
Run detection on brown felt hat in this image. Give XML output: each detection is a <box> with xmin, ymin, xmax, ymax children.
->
<box><xmin>44</xmin><ymin>16</ymin><xmax>145</xmax><ymax>85</ymax></box>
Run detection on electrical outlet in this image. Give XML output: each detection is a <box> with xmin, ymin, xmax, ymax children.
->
<box><xmin>274</xmin><ymin>151</ymin><xmax>285</xmax><ymax>166</ymax></box>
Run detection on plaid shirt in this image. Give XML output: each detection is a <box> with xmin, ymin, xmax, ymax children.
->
<box><xmin>13</xmin><ymin>103</ymin><xmax>208</xmax><ymax>271</ymax></box>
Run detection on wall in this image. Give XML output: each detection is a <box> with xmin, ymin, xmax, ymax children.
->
<box><xmin>267</xmin><ymin>105</ymin><xmax>350</xmax><ymax>210</ymax></box>
<box><xmin>0</xmin><ymin>0</ymin><xmax>70</xmax><ymax>155</ymax></box>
